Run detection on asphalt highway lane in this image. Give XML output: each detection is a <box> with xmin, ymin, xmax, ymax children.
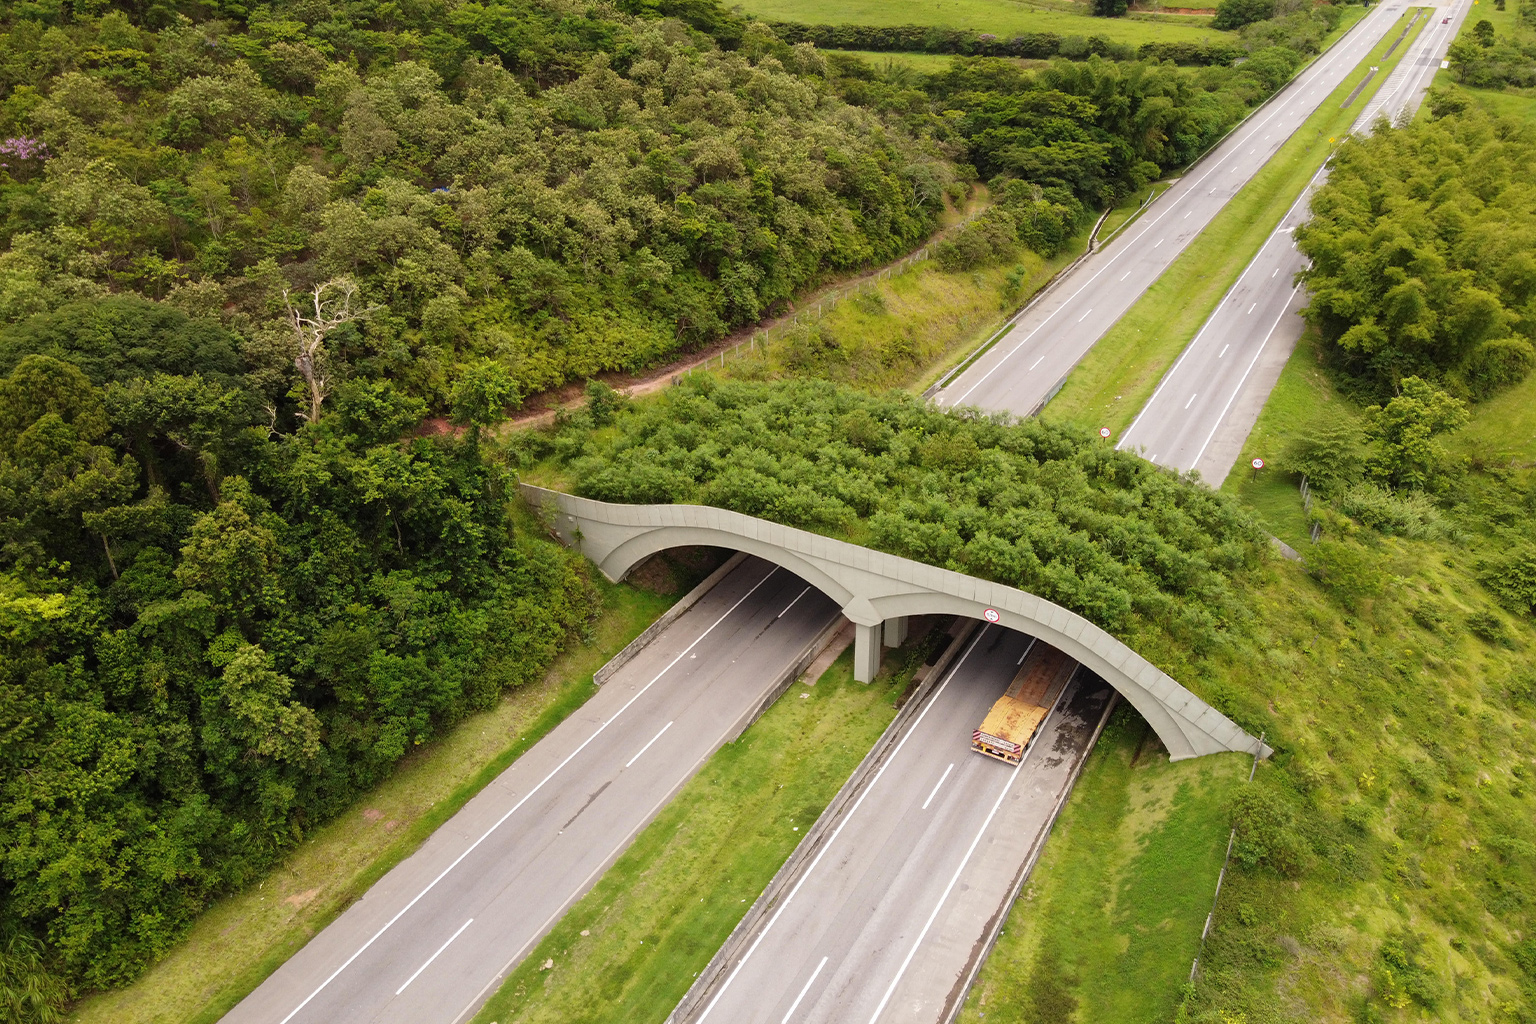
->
<box><xmin>220</xmin><ymin>556</ymin><xmax>841</xmax><ymax>1024</ymax></box>
<box><xmin>933</xmin><ymin>0</ymin><xmax>1410</xmax><ymax>419</ymax></box>
<box><xmin>680</xmin><ymin>627</ymin><xmax>1115</xmax><ymax>1024</ymax></box>
<box><xmin>1118</xmin><ymin>0</ymin><xmax>1471</xmax><ymax>483</ymax></box>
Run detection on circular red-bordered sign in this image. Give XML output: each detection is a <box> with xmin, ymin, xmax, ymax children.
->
<box><xmin>983</xmin><ymin>608</ymin><xmax>1001</xmax><ymax>623</ymax></box>
<box><xmin>1099</xmin><ymin>427</ymin><xmax>1111</xmax><ymax>439</ymax></box>
<box><xmin>1252</xmin><ymin>458</ymin><xmax>1265</xmax><ymax>470</ymax></box>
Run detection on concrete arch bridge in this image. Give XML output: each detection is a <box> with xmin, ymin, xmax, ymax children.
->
<box><xmin>521</xmin><ymin>485</ymin><xmax>1269</xmax><ymax>762</ymax></box>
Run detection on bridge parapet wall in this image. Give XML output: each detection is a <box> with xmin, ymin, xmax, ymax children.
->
<box><xmin>522</xmin><ymin>484</ymin><xmax>1270</xmax><ymax>762</ymax></box>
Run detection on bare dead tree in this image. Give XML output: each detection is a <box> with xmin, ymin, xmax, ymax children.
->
<box><xmin>283</xmin><ymin>278</ymin><xmax>375</xmax><ymax>424</ymax></box>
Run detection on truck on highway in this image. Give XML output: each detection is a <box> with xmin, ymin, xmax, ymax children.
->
<box><xmin>971</xmin><ymin>643</ymin><xmax>1077</xmax><ymax>764</ymax></box>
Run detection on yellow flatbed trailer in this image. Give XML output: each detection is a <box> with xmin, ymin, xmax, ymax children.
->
<box><xmin>971</xmin><ymin>643</ymin><xmax>1077</xmax><ymax>764</ymax></box>
<box><xmin>972</xmin><ymin>699</ymin><xmax>1047</xmax><ymax>764</ymax></box>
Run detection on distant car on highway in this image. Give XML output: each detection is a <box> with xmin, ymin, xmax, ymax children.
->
<box><xmin>1443</xmin><ymin>16</ymin><xmax>1450</xmax><ymax>22</ymax></box>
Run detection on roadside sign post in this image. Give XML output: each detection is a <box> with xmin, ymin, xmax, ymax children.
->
<box><xmin>1099</xmin><ymin>427</ymin><xmax>1111</xmax><ymax>441</ymax></box>
<box><xmin>1251</xmin><ymin>457</ymin><xmax>1265</xmax><ymax>481</ymax></box>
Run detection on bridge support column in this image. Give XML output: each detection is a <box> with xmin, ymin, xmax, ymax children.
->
<box><xmin>883</xmin><ymin>616</ymin><xmax>907</xmax><ymax>648</ymax></box>
<box><xmin>853</xmin><ymin>622</ymin><xmax>881</xmax><ymax>683</ymax></box>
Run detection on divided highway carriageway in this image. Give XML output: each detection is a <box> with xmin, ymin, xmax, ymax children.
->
<box><xmin>673</xmin><ymin>626</ymin><xmax>1115</xmax><ymax>1024</ymax></box>
<box><xmin>934</xmin><ymin>0</ymin><xmax>1415</xmax><ymax>419</ymax></box>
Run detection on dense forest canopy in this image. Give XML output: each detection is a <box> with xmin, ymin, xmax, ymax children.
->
<box><xmin>0</xmin><ymin>0</ymin><xmax>1329</xmax><ymax>409</ymax></box>
<box><xmin>1296</xmin><ymin>110</ymin><xmax>1536</xmax><ymax>400</ymax></box>
<box><xmin>0</xmin><ymin>292</ymin><xmax>591</xmax><ymax>1001</ymax></box>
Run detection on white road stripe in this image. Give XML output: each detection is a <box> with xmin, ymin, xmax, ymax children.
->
<box><xmin>626</xmin><ymin>721</ymin><xmax>674</xmax><ymax>769</ymax></box>
<box><xmin>396</xmin><ymin>920</ymin><xmax>473</xmax><ymax>996</ymax></box>
<box><xmin>777</xmin><ymin>586</ymin><xmax>811</xmax><ymax>619</ymax></box>
<box><xmin>1077</xmin><ymin>309</ymin><xmax>1092</xmax><ymax>322</ymax></box>
<box><xmin>1192</xmin><ymin>285</ymin><xmax>1304</xmax><ymax>469</ymax></box>
<box><xmin>922</xmin><ymin>764</ymin><xmax>955</xmax><ymax>811</ymax></box>
<box><xmin>1029</xmin><ymin>355</ymin><xmax>1044</xmax><ymax>371</ymax></box>
<box><xmin>276</xmin><ymin>564</ymin><xmax>783</xmax><ymax>1024</ymax></box>
<box><xmin>1220</xmin><ymin>344</ymin><xmax>1230</xmax><ymax>358</ymax></box>
<box><xmin>780</xmin><ymin>957</ymin><xmax>828</xmax><ymax>1024</ymax></box>
<box><xmin>1184</xmin><ymin>393</ymin><xmax>1198</xmax><ymax>410</ymax></box>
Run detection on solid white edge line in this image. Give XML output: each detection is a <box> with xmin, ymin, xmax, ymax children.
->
<box><xmin>780</xmin><ymin>956</ymin><xmax>830</xmax><ymax>1024</ymax></box>
<box><xmin>864</xmin><ymin>679</ymin><xmax>1072</xmax><ymax>1024</ymax></box>
<box><xmin>693</xmin><ymin>625</ymin><xmax>993</xmax><ymax>1024</ymax></box>
<box><xmin>777</xmin><ymin>586</ymin><xmax>811</xmax><ymax>619</ymax></box>
<box><xmin>395</xmin><ymin>919</ymin><xmax>473</xmax><ymax>996</ymax></box>
<box><xmin>921</xmin><ymin>764</ymin><xmax>955</xmax><ymax>812</ymax></box>
<box><xmin>626</xmin><ymin>721</ymin><xmax>674</xmax><ymax>769</ymax></box>
<box><xmin>276</xmin><ymin>563</ymin><xmax>783</xmax><ymax>1024</ymax></box>
<box><xmin>1190</xmin><ymin>284</ymin><xmax>1304</xmax><ymax>471</ymax></box>
<box><xmin>945</xmin><ymin>1</ymin><xmax>1394</xmax><ymax>409</ymax></box>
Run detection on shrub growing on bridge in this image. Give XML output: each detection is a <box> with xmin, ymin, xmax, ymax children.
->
<box><xmin>558</xmin><ymin>377</ymin><xmax>1267</xmax><ymax>658</ymax></box>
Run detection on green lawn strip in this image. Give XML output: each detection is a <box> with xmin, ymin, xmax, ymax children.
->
<box><xmin>1218</xmin><ymin>327</ymin><xmax>1362</xmax><ymax>545</ymax></box>
<box><xmin>735</xmin><ymin>0</ymin><xmax>1227</xmax><ymax>46</ymax></box>
<box><xmin>69</xmin><ymin>578</ymin><xmax>674</xmax><ymax>1024</ymax></box>
<box><xmin>1041</xmin><ymin>8</ymin><xmax>1428</xmax><ymax>435</ymax></box>
<box><xmin>957</xmin><ymin>704</ymin><xmax>1249</xmax><ymax>1024</ymax></box>
<box><xmin>819</xmin><ymin>49</ymin><xmax>962</xmax><ymax>73</ymax></box>
<box><xmin>1451</xmin><ymin>368</ymin><xmax>1536</xmax><ymax>466</ymax></box>
<box><xmin>470</xmin><ymin>644</ymin><xmax>910</xmax><ymax>1024</ymax></box>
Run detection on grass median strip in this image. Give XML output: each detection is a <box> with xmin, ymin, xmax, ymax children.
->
<box><xmin>469</xmin><ymin>644</ymin><xmax>911</xmax><ymax>1024</ymax></box>
<box><xmin>68</xmin><ymin>577</ymin><xmax>674</xmax><ymax>1024</ymax></box>
<box><xmin>956</xmin><ymin>705</ymin><xmax>1248</xmax><ymax>1024</ymax></box>
<box><xmin>1040</xmin><ymin>8</ymin><xmax>1430</xmax><ymax>435</ymax></box>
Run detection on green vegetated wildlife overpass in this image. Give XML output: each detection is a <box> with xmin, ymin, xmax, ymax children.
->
<box><xmin>522</xmin><ymin>485</ymin><xmax>1270</xmax><ymax>762</ymax></box>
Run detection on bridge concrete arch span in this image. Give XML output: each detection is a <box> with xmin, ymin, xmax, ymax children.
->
<box><xmin>522</xmin><ymin>485</ymin><xmax>1270</xmax><ymax>762</ymax></box>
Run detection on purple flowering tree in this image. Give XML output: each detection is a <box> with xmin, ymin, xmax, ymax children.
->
<box><xmin>0</xmin><ymin>137</ymin><xmax>49</xmax><ymax>180</ymax></box>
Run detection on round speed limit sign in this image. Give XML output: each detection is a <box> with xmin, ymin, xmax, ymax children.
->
<box><xmin>983</xmin><ymin>608</ymin><xmax>1001</xmax><ymax>623</ymax></box>
<box><xmin>1252</xmin><ymin>458</ymin><xmax>1265</xmax><ymax>470</ymax></box>
<box><xmin>1099</xmin><ymin>427</ymin><xmax>1111</xmax><ymax>439</ymax></box>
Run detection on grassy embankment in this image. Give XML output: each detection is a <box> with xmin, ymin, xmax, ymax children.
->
<box><xmin>1421</xmin><ymin>0</ymin><xmax>1536</xmax><ymax>123</ymax></box>
<box><xmin>958</xmin><ymin>707</ymin><xmax>1250</xmax><ymax>1024</ymax></box>
<box><xmin>738</xmin><ymin>0</ymin><xmax>1225</xmax><ymax>46</ymax></box>
<box><xmin>724</xmin><ymin>218</ymin><xmax>1095</xmax><ymax>394</ymax></box>
<box><xmin>469</xmin><ymin>643</ymin><xmax>916</xmax><ymax>1024</ymax></box>
<box><xmin>1042</xmin><ymin>5</ymin><xmax>1416</xmax><ymax>433</ymax></box>
<box><xmin>67</xmin><ymin>567</ymin><xmax>689</xmax><ymax>1024</ymax></box>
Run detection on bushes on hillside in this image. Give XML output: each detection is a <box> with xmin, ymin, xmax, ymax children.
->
<box><xmin>1296</xmin><ymin>111</ymin><xmax>1536</xmax><ymax>399</ymax></box>
<box><xmin>1212</xmin><ymin>0</ymin><xmax>1276</xmax><ymax>30</ymax></box>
